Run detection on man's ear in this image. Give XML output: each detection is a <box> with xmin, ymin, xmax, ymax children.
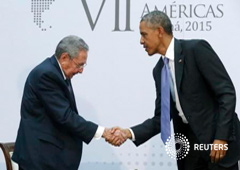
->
<box><xmin>158</xmin><ymin>26</ymin><xmax>164</xmax><ymax>38</ymax></box>
<box><xmin>59</xmin><ymin>53</ymin><xmax>70</xmax><ymax>64</ymax></box>
<box><xmin>60</xmin><ymin>53</ymin><xmax>69</xmax><ymax>61</ymax></box>
<box><xmin>58</xmin><ymin>53</ymin><xmax>70</xmax><ymax>67</ymax></box>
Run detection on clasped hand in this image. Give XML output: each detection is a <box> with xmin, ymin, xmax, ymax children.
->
<box><xmin>102</xmin><ymin>127</ymin><xmax>131</xmax><ymax>146</ymax></box>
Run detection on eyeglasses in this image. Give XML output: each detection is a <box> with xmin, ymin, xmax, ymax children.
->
<box><xmin>72</xmin><ymin>59</ymin><xmax>87</xmax><ymax>69</ymax></box>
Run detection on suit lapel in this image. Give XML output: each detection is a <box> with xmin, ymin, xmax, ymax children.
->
<box><xmin>50</xmin><ymin>56</ymin><xmax>78</xmax><ymax>113</ymax></box>
<box><xmin>174</xmin><ymin>39</ymin><xmax>184</xmax><ymax>93</ymax></box>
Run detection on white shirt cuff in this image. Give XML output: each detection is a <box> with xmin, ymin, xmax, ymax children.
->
<box><xmin>128</xmin><ymin>128</ymin><xmax>136</xmax><ymax>141</ymax></box>
<box><xmin>94</xmin><ymin>126</ymin><xmax>105</xmax><ymax>140</ymax></box>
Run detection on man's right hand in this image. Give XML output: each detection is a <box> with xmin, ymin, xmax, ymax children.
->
<box><xmin>111</xmin><ymin>127</ymin><xmax>132</xmax><ymax>140</ymax></box>
<box><xmin>102</xmin><ymin>128</ymin><xmax>127</xmax><ymax>146</ymax></box>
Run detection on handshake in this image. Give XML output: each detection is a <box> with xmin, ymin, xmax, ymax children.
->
<box><xmin>102</xmin><ymin>127</ymin><xmax>132</xmax><ymax>146</ymax></box>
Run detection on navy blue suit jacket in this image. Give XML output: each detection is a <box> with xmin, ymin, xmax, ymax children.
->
<box><xmin>12</xmin><ymin>56</ymin><xmax>98</xmax><ymax>170</ymax></box>
<box><xmin>131</xmin><ymin>39</ymin><xmax>240</xmax><ymax>167</ymax></box>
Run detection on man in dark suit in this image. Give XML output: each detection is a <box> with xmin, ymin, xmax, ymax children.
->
<box><xmin>113</xmin><ymin>11</ymin><xmax>240</xmax><ymax>170</ymax></box>
<box><xmin>12</xmin><ymin>35</ymin><xmax>125</xmax><ymax>170</ymax></box>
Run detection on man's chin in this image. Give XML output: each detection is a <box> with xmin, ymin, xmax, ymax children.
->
<box><xmin>147</xmin><ymin>51</ymin><xmax>154</xmax><ymax>56</ymax></box>
<box><xmin>66</xmin><ymin>75</ymin><xmax>73</xmax><ymax>79</ymax></box>
<box><xmin>145</xmin><ymin>49</ymin><xmax>152</xmax><ymax>56</ymax></box>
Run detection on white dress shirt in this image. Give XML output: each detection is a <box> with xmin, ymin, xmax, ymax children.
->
<box><xmin>55</xmin><ymin>56</ymin><xmax>104</xmax><ymax>140</ymax></box>
<box><xmin>164</xmin><ymin>38</ymin><xmax>188</xmax><ymax>124</ymax></box>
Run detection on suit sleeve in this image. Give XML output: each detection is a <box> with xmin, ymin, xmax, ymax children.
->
<box><xmin>34</xmin><ymin>72</ymin><xmax>98</xmax><ymax>144</ymax></box>
<box><xmin>131</xmin><ymin>68</ymin><xmax>161</xmax><ymax>146</ymax></box>
<box><xmin>194</xmin><ymin>40</ymin><xmax>236</xmax><ymax>141</ymax></box>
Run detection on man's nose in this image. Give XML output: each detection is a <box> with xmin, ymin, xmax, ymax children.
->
<box><xmin>140</xmin><ymin>37</ymin><xmax>144</xmax><ymax>44</ymax></box>
<box><xmin>79</xmin><ymin>67</ymin><xmax>84</xmax><ymax>74</ymax></box>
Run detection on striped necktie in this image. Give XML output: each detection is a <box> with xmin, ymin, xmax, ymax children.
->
<box><xmin>161</xmin><ymin>57</ymin><xmax>171</xmax><ymax>144</ymax></box>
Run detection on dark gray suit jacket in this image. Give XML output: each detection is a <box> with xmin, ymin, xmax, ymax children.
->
<box><xmin>12</xmin><ymin>56</ymin><xmax>98</xmax><ymax>170</ymax></box>
<box><xmin>131</xmin><ymin>39</ymin><xmax>240</xmax><ymax>167</ymax></box>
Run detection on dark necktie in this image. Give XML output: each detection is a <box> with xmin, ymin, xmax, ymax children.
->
<box><xmin>65</xmin><ymin>79</ymin><xmax>77</xmax><ymax>112</ymax></box>
<box><xmin>161</xmin><ymin>57</ymin><xmax>171</xmax><ymax>144</ymax></box>
<box><xmin>65</xmin><ymin>79</ymin><xmax>74</xmax><ymax>97</ymax></box>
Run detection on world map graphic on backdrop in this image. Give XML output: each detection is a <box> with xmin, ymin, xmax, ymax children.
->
<box><xmin>31</xmin><ymin>0</ymin><xmax>55</xmax><ymax>31</ymax></box>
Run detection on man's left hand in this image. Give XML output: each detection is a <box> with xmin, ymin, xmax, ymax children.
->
<box><xmin>210</xmin><ymin>139</ymin><xmax>227</xmax><ymax>163</ymax></box>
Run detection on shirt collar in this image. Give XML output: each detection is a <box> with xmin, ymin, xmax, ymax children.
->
<box><xmin>163</xmin><ymin>37</ymin><xmax>174</xmax><ymax>61</ymax></box>
<box><xmin>55</xmin><ymin>55</ymin><xmax>67</xmax><ymax>80</ymax></box>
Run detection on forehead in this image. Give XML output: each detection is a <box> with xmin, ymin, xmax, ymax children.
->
<box><xmin>140</xmin><ymin>21</ymin><xmax>152</xmax><ymax>32</ymax></box>
<box><xmin>140</xmin><ymin>21</ymin><xmax>147</xmax><ymax>30</ymax></box>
